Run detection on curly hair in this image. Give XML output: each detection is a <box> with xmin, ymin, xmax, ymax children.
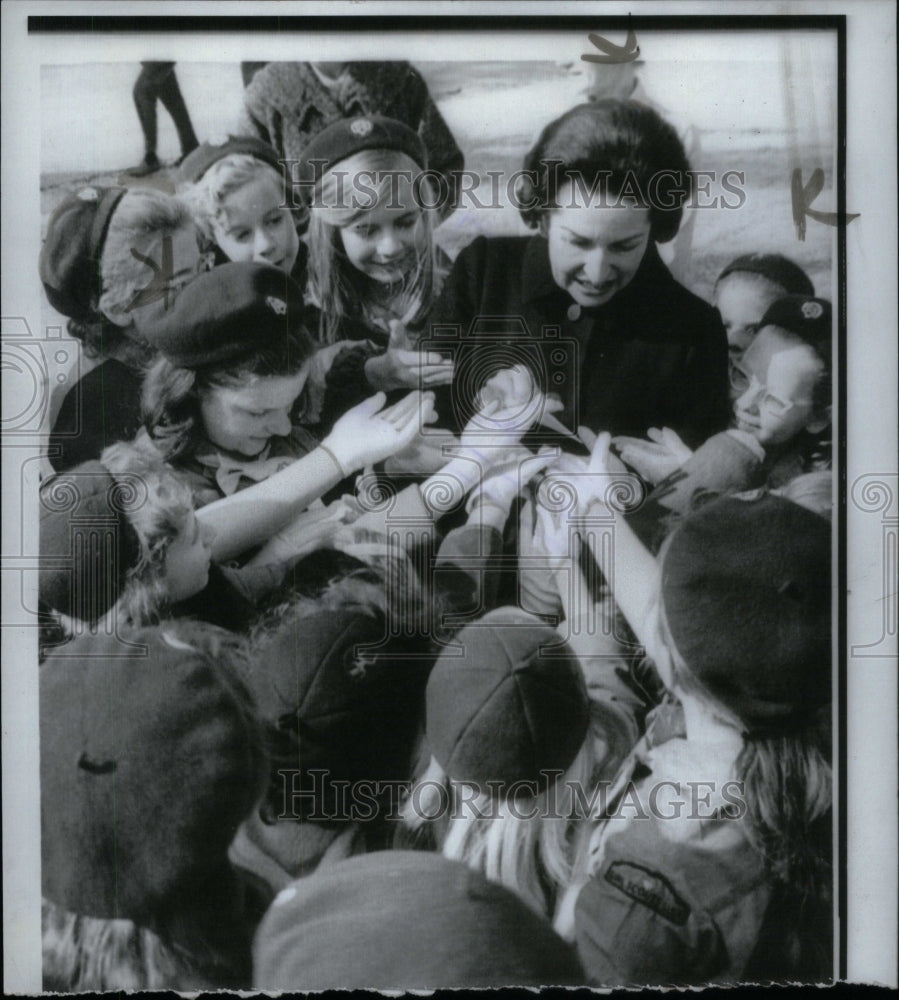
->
<box><xmin>98</xmin><ymin>441</ymin><xmax>197</xmax><ymax>626</ymax></box>
<box><xmin>517</xmin><ymin>100</ymin><xmax>692</xmax><ymax>243</ymax></box>
<box><xmin>141</xmin><ymin>329</ymin><xmax>313</xmax><ymax>463</ymax></box>
<box><xmin>179</xmin><ymin>152</ymin><xmax>299</xmax><ymax>245</ymax></box>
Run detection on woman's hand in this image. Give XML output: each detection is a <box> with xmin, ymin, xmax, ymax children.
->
<box><xmin>364</xmin><ymin>320</ymin><xmax>455</xmax><ymax>392</ymax></box>
<box><xmin>460</xmin><ymin>390</ymin><xmax>564</xmax><ymax>454</ymax></box>
<box><xmin>323</xmin><ymin>390</ymin><xmax>437</xmax><ymax>475</ymax></box>
<box><xmin>612</xmin><ymin>427</ymin><xmax>693</xmax><ymax>485</ymax></box>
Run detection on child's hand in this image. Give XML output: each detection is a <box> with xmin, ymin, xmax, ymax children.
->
<box><xmin>323</xmin><ymin>390</ymin><xmax>436</xmax><ymax>474</ymax></box>
<box><xmin>365</xmin><ymin>321</ymin><xmax>455</xmax><ymax>392</ymax></box>
<box><xmin>612</xmin><ymin>427</ymin><xmax>693</xmax><ymax>484</ymax></box>
<box><xmin>468</xmin><ymin>447</ymin><xmax>555</xmax><ymax>515</ymax></box>
<box><xmin>532</xmin><ymin>500</ymin><xmax>577</xmax><ymax>571</ymax></box>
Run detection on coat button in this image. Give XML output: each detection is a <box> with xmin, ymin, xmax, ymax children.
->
<box><xmin>567</xmin><ymin>302</ymin><xmax>582</xmax><ymax>322</ymax></box>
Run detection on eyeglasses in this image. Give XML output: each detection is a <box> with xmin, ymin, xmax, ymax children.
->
<box><xmin>730</xmin><ymin>363</ymin><xmax>795</xmax><ymax>417</ymax></box>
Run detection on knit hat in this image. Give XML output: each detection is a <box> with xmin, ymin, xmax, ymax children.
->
<box><xmin>141</xmin><ymin>261</ymin><xmax>310</xmax><ymax>370</ymax></box>
<box><xmin>758</xmin><ymin>294</ymin><xmax>832</xmax><ymax>366</ymax></box>
<box><xmin>40</xmin><ymin>627</ymin><xmax>267</xmax><ymax>929</ymax></box>
<box><xmin>39</xmin><ymin>461</ymin><xmax>142</xmax><ymax>623</ymax></box>
<box><xmin>176</xmin><ymin>134</ymin><xmax>282</xmax><ymax>185</ymax></box>
<box><xmin>717</xmin><ymin>253</ymin><xmax>815</xmax><ymax>298</ymax></box>
<box><xmin>426</xmin><ymin>607</ymin><xmax>589</xmax><ymax>796</ymax></box>
<box><xmin>39</xmin><ymin>186</ymin><xmax>127</xmax><ymax>322</ymax></box>
<box><xmin>660</xmin><ymin>494</ymin><xmax>831</xmax><ymax>734</ymax></box>
<box><xmin>297</xmin><ymin>114</ymin><xmax>427</xmax><ymax>193</ymax></box>
<box><xmin>247</xmin><ymin>606</ymin><xmax>430</xmax><ymax>822</ymax></box>
<box><xmin>253</xmin><ymin>851</ymin><xmax>585</xmax><ymax>989</ymax></box>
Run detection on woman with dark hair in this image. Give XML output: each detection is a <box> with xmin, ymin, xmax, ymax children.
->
<box><xmin>427</xmin><ymin>100</ymin><xmax>730</xmax><ymax>446</ymax></box>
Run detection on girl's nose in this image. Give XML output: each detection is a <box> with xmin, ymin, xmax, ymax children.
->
<box><xmin>376</xmin><ymin>229</ymin><xmax>402</xmax><ymax>258</ymax></box>
<box><xmin>253</xmin><ymin>227</ymin><xmax>277</xmax><ymax>260</ymax></box>
<box><xmin>265</xmin><ymin>408</ymin><xmax>292</xmax><ymax>437</ymax></box>
<box><xmin>735</xmin><ymin>377</ymin><xmax>763</xmax><ymax>414</ymax></box>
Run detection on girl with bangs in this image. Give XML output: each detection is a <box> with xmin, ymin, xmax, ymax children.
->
<box><xmin>300</xmin><ymin>116</ymin><xmax>456</xmax><ymax>426</ymax></box>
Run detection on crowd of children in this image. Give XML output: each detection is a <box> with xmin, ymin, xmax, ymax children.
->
<box><xmin>37</xmin><ymin>62</ymin><xmax>834</xmax><ymax>990</ymax></box>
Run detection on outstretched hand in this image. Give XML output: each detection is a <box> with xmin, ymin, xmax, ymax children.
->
<box><xmin>323</xmin><ymin>390</ymin><xmax>437</xmax><ymax>475</ymax></box>
<box><xmin>365</xmin><ymin>320</ymin><xmax>455</xmax><ymax>392</ymax></box>
<box><xmin>612</xmin><ymin>426</ymin><xmax>693</xmax><ymax>485</ymax></box>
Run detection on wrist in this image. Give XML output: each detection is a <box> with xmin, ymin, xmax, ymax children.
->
<box><xmin>318</xmin><ymin>441</ymin><xmax>350</xmax><ymax>478</ymax></box>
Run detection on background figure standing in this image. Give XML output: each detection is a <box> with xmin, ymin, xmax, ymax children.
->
<box><xmin>128</xmin><ymin>62</ymin><xmax>200</xmax><ymax>177</ymax></box>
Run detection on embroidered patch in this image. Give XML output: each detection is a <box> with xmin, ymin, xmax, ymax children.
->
<box><xmin>350</xmin><ymin>117</ymin><xmax>373</xmax><ymax>137</ymax></box>
<box><xmin>78</xmin><ymin>187</ymin><xmax>99</xmax><ymax>202</ymax></box>
<box><xmin>266</xmin><ymin>295</ymin><xmax>287</xmax><ymax>315</ymax></box>
<box><xmin>801</xmin><ymin>300</ymin><xmax>824</xmax><ymax>320</ymax></box>
<box><xmin>605</xmin><ymin>861</ymin><xmax>690</xmax><ymax>925</ymax></box>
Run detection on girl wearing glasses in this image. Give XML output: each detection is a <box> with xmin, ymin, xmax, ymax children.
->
<box><xmin>622</xmin><ymin>295</ymin><xmax>832</xmax><ymax>549</ymax></box>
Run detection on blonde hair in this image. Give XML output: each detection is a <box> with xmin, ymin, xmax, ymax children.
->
<box><xmin>99</xmin><ymin>441</ymin><xmax>197</xmax><ymax>627</ymax></box>
<box><xmin>42</xmin><ymin>897</ymin><xmax>209</xmax><ymax>992</ymax></box>
<box><xmin>98</xmin><ymin>188</ymin><xmax>198</xmax><ymax>320</ymax></box>
<box><xmin>306</xmin><ymin>148</ymin><xmax>440</xmax><ymax>345</ymax></box>
<box><xmin>664</xmin><ymin>616</ymin><xmax>832</xmax><ymax>890</ymax></box>
<box><xmin>180</xmin><ymin>153</ymin><xmax>293</xmax><ymax>245</ymax></box>
<box><xmin>401</xmin><ymin>741</ymin><xmax>595</xmax><ymax>918</ymax></box>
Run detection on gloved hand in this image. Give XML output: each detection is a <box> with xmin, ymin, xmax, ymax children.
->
<box><xmin>322</xmin><ymin>390</ymin><xmax>436</xmax><ymax>475</ymax></box>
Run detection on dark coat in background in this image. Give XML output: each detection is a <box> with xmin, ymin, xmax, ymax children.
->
<box><xmin>241</xmin><ymin>62</ymin><xmax>463</xmax><ymax>214</ymax></box>
<box><xmin>425</xmin><ymin>235</ymin><xmax>730</xmax><ymax>447</ymax></box>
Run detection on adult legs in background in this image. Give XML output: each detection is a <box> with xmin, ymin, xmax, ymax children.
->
<box><xmin>128</xmin><ymin>62</ymin><xmax>199</xmax><ymax>176</ymax></box>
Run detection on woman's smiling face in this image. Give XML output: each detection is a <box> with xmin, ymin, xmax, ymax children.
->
<box><xmin>544</xmin><ymin>181</ymin><xmax>652</xmax><ymax>308</ymax></box>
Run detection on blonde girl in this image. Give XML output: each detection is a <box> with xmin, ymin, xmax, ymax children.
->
<box><xmin>178</xmin><ymin>137</ymin><xmax>305</xmax><ymax>282</ymax></box>
<box><xmin>400</xmin><ymin>607</ymin><xmax>597</xmax><ymax>919</ymax></box>
<box><xmin>38</xmin><ymin>445</ymin><xmax>214</xmax><ymax>646</ymax></box>
<box><xmin>300</xmin><ymin>116</ymin><xmax>454</xmax><ymax>414</ymax></box>
<box><xmin>547</xmin><ymin>434</ymin><xmax>832</xmax><ymax>985</ymax></box>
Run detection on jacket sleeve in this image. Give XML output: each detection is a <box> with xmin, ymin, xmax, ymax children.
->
<box><xmin>671</xmin><ymin>306</ymin><xmax>731</xmax><ymax>449</ymax></box>
<box><xmin>424</xmin><ymin>236</ymin><xmax>490</xmax><ymax>432</ymax></box>
<box><xmin>574</xmin><ymin>851</ymin><xmax>728</xmax><ymax>986</ymax></box>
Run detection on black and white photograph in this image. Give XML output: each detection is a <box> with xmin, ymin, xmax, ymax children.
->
<box><xmin>2</xmin><ymin>1</ymin><xmax>897</xmax><ymax>993</ymax></box>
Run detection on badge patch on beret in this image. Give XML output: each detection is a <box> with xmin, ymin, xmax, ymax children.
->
<box><xmin>605</xmin><ymin>861</ymin><xmax>690</xmax><ymax>925</ymax></box>
<box><xmin>350</xmin><ymin>118</ymin><xmax>374</xmax><ymax>137</ymax></box>
<box><xmin>78</xmin><ymin>187</ymin><xmax>99</xmax><ymax>202</ymax></box>
<box><xmin>266</xmin><ymin>295</ymin><xmax>287</xmax><ymax>315</ymax></box>
<box><xmin>801</xmin><ymin>300</ymin><xmax>824</xmax><ymax>320</ymax></box>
